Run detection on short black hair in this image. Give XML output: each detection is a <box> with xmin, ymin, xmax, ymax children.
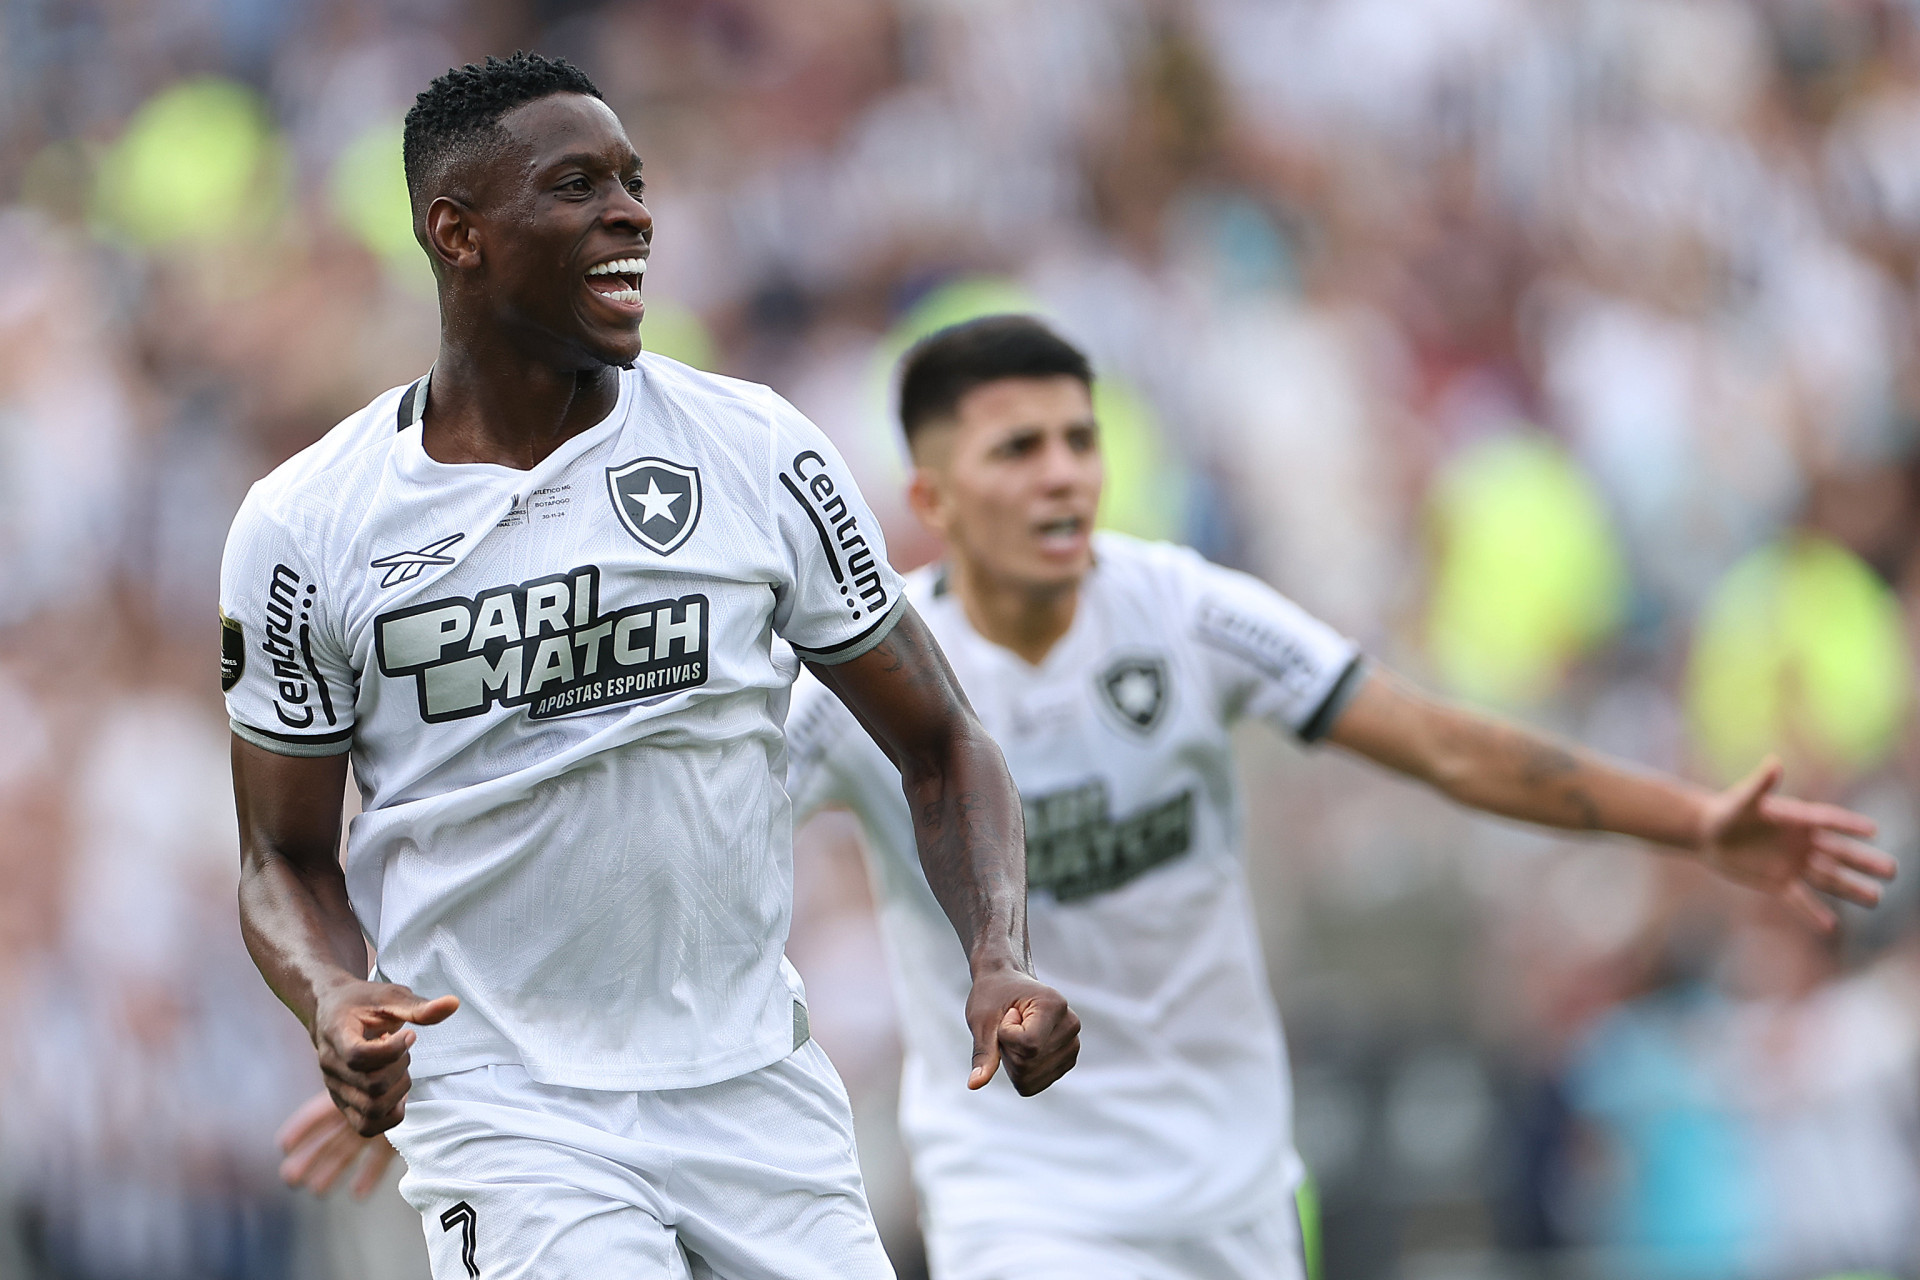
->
<box><xmin>897</xmin><ymin>314</ymin><xmax>1093</xmax><ymax>448</ymax></box>
<box><xmin>403</xmin><ymin>52</ymin><xmax>604</xmax><ymax>206</ymax></box>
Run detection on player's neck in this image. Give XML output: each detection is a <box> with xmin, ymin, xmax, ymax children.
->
<box><xmin>420</xmin><ymin>337</ymin><xmax>623</xmax><ymax>470</ymax></box>
<box><xmin>950</xmin><ymin>556</ymin><xmax>1080</xmax><ymax>666</ymax></box>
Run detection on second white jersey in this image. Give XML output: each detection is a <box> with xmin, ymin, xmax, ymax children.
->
<box><xmin>219</xmin><ymin>355</ymin><xmax>906</xmax><ymax>1092</ymax></box>
<box><xmin>787</xmin><ymin>533</ymin><xmax>1361</xmax><ymax>1238</ymax></box>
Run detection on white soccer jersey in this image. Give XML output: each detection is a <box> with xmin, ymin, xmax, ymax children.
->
<box><xmin>219</xmin><ymin>354</ymin><xmax>906</xmax><ymax>1091</ymax></box>
<box><xmin>786</xmin><ymin>532</ymin><xmax>1362</xmax><ymax>1239</ymax></box>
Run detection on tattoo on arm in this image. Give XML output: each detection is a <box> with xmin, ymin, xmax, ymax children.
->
<box><xmin>1515</xmin><ymin>735</ymin><xmax>1601</xmax><ymax>830</ymax></box>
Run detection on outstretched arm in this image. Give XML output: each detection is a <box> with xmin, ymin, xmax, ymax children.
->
<box><xmin>233</xmin><ymin>738</ymin><xmax>458</xmax><ymax>1134</ymax></box>
<box><xmin>1325</xmin><ymin>665</ymin><xmax>1896</xmax><ymax>930</ymax></box>
<box><xmin>808</xmin><ymin>605</ymin><xmax>1080</xmax><ymax>1094</ymax></box>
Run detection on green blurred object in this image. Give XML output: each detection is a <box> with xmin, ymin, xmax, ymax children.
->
<box><xmin>1424</xmin><ymin>433</ymin><xmax>1627</xmax><ymax>706</ymax></box>
<box><xmin>874</xmin><ymin>275</ymin><xmax>1185</xmax><ymax>540</ymax></box>
<box><xmin>640</xmin><ymin>298</ymin><xmax>719</xmax><ymax>372</ymax></box>
<box><xmin>1088</xmin><ymin>377</ymin><xmax>1180</xmax><ymax>541</ymax></box>
<box><xmin>97</xmin><ymin>77</ymin><xmax>285</xmax><ymax>246</ymax></box>
<box><xmin>1294</xmin><ymin>1174</ymin><xmax>1323</xmax><ymax>1280</ymax></box>
<box><xmin>1687</xmin><ymin>535</ymin><xmax>1910</xmax><ymax>783</ymax></box>
<box><xmin>330</xmin><ymin>118</ymin><xmax>428</xmax><ymax>289</ymax></box>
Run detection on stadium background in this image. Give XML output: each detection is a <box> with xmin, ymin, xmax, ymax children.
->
<box><xmin>3</xmin><ymin>0</ymin><xmax>1920</xmax><ymax>1277</ymax></box>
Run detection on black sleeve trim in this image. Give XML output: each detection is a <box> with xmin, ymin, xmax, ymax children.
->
<box><xmin>231</xmin><ymin>718</ymin><xmax>354</xmax><ymax>756</ymax></box>
<box><xmin>790</xmin><ymin>594</ymin><xmax>908</xmax><ymax>666</ymax></box>
<box><xmin>1298</xmin><ymin>654</ymin><xmax>1367</xmax><ymax>744</ymax></box>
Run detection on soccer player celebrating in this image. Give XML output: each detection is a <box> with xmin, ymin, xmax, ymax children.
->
<box><xmin>223</xmin><ymin>57</ymin><xmax>1077</xmax><ymax>1279</ymax></box>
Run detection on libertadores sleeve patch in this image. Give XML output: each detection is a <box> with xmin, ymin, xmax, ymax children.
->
<box><xmin>220</xmin><ymin>609</ymin><xmax>245</xmax><ymax>691</ymax></box>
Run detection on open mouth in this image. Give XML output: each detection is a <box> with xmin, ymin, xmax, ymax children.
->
<box><xmin>1033</xmin><ymin>515</ymin><xmax>1088</xmax><ymax>552</ymax></box>
<box><xmin>585</xmin><ymin>256</ymin><xmax>646</xmax><ymax>310</ymax></box>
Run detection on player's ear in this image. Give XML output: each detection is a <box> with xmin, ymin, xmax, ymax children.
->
<box><xmin>906</xmin><ymin>465</ymin><xmax>951</xmax><ymax>540</ymax></box>
<box><xmin>424</xmin><ymin>196</ymin><xmax>483</xmax><ymax>272</ymax></box>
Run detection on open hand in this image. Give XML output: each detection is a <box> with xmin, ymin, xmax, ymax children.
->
<box><xmin>1699</xmin><ymin>756</ymin><xmax>1897</xmax><ymax>932</ymax></box>
<box><xmin>311</xmin><ymin>980</ymin><xmax>459</xmax><ymax>1136</ymax></box>
<box><xmin>276</xmin><ymin>1089</ymin><xmax>397</xmax><ymax>1198</ymax></box>
<box><xmin>965</xmin><ymin>968</ymin><xmax>1080</xmax><ymax>1096</ymax></box>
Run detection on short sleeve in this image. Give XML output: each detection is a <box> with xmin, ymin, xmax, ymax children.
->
<box><xmin>783</xmin><ymin>669</ymin><xmax>860</xmax><ymax>821</ymax></box>
<box><xmin>219</xmin><ymin>493</ymin><xmax>358</xmax><ymax>756</ymax></box>
<box><xmin>1186</xmin><ymin>556</ymin><xmax>1365</xmax><ymax>742</ymax></box>
<box><xmin>768</xmin><ymin>397</ymin><xmax>908</xmax><ymax>664</ymax></box>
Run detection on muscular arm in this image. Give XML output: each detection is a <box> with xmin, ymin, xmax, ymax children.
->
<box><xmin>235</xmin><ymin>741</ymin><xmax>364</xmax><ymax>1022</ymax></box>
<box><xmin>1325</xmin><ymin>666</ymin><xmax>1895</xmax><ymax>928</ymax></box>
<box><xmin>233</xmin><ymin>737</ymin><xmax>456</xmax><ymax>1133</ymax></box>
<box><xmin>808</xmin><ymin>605</ymin><xmax>1079</xmax><ymax>1094</ymax></box>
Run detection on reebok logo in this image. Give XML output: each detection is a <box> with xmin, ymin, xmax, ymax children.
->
<box><xmin>370</xmin><ymin>532</ymin><xmax>464</xmax><ymax>588</ymax></box>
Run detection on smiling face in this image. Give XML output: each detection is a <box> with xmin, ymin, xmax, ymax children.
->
<box><xmin>427</xmin><ymin>92</ymin><xmax>653</xmax><ymax>368</ymax></box>
<box><xmin>908</xmin><ymin>375</ymin><xmax>1104</xmax><ymax>594</ymax></box>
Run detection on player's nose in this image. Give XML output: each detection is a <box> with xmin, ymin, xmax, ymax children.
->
<box><xmin>1037</xmin><ymin>435</ymin><xmax>1093</xmax><ymax>491</ymax></box>
<box><xmin>603</xmin><ymin>187</ymin><xmax>653</xmax><ymax>238</ymax></box>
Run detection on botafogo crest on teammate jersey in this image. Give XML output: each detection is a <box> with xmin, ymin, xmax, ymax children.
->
<box><xmin>1097</xmin><ymin>653</ymin><xmax>1170</xmax><ymax>733</ymax></box>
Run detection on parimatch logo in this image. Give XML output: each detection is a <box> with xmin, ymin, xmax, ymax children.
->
<box><xmin>374</xmin><ymin>565</ymin><xmax>708</xmax><ymax>723</ymax></box>
<box><xmin>1024</xmin><ymin>778</ymin><xmax>1194</xmax><ymax>902</ymax></box>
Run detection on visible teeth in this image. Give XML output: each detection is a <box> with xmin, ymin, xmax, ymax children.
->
<box><xmin>602</xmin><ymin>289</ymin><xmax>642</xmax><ymax>305</ymax></box>
<box><xmin>587</xmin><ymin>257</ymin><xmax>647</xmax><ymax>276</ymax></box>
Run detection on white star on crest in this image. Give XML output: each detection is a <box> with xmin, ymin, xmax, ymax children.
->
<box><xmin>626</xmin><ymin>477</ymin><xmax>685</xmax><ymax>526</ymax></box>
<box><xmin>1113</xmin><ymin>670</ymin><xmax>1159</xmax><ymax>717</ymax></box>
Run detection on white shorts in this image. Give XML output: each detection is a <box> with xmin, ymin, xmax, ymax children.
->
<box><xmin>925</xmin><ymin>1195</ymin><xmax>1308</xmax><ymax>1280</ymax></box>
<box><xmin>389</xmin><ymin>1041</ymin><xmax>894</xmax><ymax>1280</ymax></box>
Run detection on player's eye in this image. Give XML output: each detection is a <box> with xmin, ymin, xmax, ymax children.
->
<box><xmin>1066</xmin><ymin>426</ymin><xmax>1098</xmax><ymax>453</ymax></box>
<box><xmin>996</xmin><ymin>434</ymin><xmax>1041</xmax><ymax>459</ymax></box>
<box><xmin>627</xmin><ymin>178</ymin><xmax>646</xmax><ymax>198</ymax></box>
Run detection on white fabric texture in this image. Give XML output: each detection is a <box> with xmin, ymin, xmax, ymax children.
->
<box><xmin>925</xmin><ymin>1185</ymin><xmax>1307</xmax><ymax>1280</ymax></box>
<box><xmin>219</xmin><ymin>355</ymin><xmax>906</xmax><ymax>1090</ymax></box>
<box><xmin>390</xmin><ymin>1043</ymin><xmax>894</xmax><ymax>1280</ymax></box>
<box><xmin>785</xmin><ymin>533</ymin><xmax>1359</xmax><ymax>1241</ymax></box>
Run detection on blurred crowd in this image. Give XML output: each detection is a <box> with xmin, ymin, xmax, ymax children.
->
<box><xmin>3</xmin><ymin>1</ymin><xmax>1920</xmax><ymax>1277</ymax></box>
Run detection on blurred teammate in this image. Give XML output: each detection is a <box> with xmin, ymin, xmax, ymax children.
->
<box><xmin>278</xmin><ymin>306</ymin><xmax>1896</xmax><ymax>1278</ymax></box>
<box><xmin>777</xmin><ymin>315</ymin><xmax>1894</xmax><ymax>1280</ymax></box>
<box><xmin>224</xmin><ymin>58</ymin><xmax>1076</xmax><ymax>1280</ymax></box>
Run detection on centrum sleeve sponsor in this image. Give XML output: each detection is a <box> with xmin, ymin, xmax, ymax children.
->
<box><xmin>374</xmin><ymin>564</ymin><xmax>710</xmax><ymax>723</ymax></box>
<box><xmin>260</xmin><ymin>563</ymin><xmax>340</xmax><ymax>730</ymax></box>
<box><xmin>781</xmin><ymin>450</ymin><xmax>890</xmax><ymax>623</ymax></box>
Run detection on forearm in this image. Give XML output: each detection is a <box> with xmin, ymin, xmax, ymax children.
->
<box><xmin>239</xmin><ymin>851</ymin><xmax>369</xmax><ymax>1031</ymax></box>
<box><xmin>1332</xmin><ymin>670</ymin><xmax>1712</xmax><ymax>851</ymax></box>
<box><xmin>808</xmin><ymin>607</ymin><xmax>1034</xmax><ymax>977</ymax></box>
<box><xmin>901</xmin><ymin>721</ymin><xmax>1031</xmax><ymax>975</ymax></box>
<box><xmin>1428</xmin><ymin>717</ymin><xmax>1710</xmax><ymax>850</ymax></box>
